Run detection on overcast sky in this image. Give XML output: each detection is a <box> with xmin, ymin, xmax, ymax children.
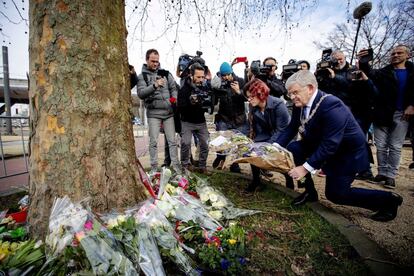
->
<box><xmin>0</xmin><ymin>0</ymin><xmax>385</xmax><ymax>79</ymax></box>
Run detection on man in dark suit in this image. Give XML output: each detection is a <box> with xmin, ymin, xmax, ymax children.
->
<box><xmin>276</xmin><ymin>70</ymin><xmax>403</xmax><ymax>222</ymax></box>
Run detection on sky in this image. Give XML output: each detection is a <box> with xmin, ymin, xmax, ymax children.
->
<box><xmin>0</xmin><ymin>0</ymin><xmax>386</xmax><ymax>80</ymax></box>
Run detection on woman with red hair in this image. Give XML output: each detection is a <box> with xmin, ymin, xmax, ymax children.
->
<box><xmin>244</xmin><ymin>78</ymin><xmax>292</xmax><ymax>192</ymax></box>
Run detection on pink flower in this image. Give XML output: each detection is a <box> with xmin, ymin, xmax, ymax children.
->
<box><xmin>84</xmin><ymin>220</ymin><xmax>93</xmax><ymax>231</ymax></box>
<box><xmin>178</xmin><ymin>177</ymin><xmax>189</xmax><ymax>189</ymax></box>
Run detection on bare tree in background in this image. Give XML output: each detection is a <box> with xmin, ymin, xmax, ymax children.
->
<box><xmin>314</xmin><ymin>0</ymin><xmax>414</xmax><ymax>68</ymax></box>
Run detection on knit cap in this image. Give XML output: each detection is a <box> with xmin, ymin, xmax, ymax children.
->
<box><xmin>219</xmin><ymin>62</ymin><xmax>233</xmax><ymax>75</ymax></box>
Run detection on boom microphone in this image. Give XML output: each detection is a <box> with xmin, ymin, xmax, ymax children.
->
<box><xmin>353</xmin><ymin>2</ymin><xmax>372</xmax><ymax>19</ymax></box>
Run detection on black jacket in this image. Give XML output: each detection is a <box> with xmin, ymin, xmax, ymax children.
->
<box><xmin>361</xmin><ymin>61</ymin><xmax>414</xmax><ymax>126</ymax></box>
<box><xmin>177</xmin><ymin>78</ymin><xmax>207</xmax><ymax>124</ymax></box>
<box><xmin>266</xmin><ymin>75</ymin><xmax>287</xmax><ymax>98</ymax></box>
<box><xmin>317</xmin><ymin>62</ymin><xmax>353</xmax><ymax>107</ymax></box>
<box><xmin>213</xmin><ymin>74</ymin><xmax>246</xmax><ymax>126</ymax></box>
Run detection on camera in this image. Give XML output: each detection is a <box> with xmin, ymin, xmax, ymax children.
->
<box><xmin>315</xmin><ymin>49</ymin><xmax>339</xmax><ymax>82</ymax></box>
<box><xmin>282</xmin><ymin>60</ymin><xmax>302</xmax><ymax>81</ymax></box>
<box><xmin>358</xmin><ymin>48</ymin><xmax>373</xmax><ymax>64</ymax></box>
<box><xmin>190</xmin><ymin>84</ymin><xmax>214</xmax><ymax>114</ymax></box>
<box><xmin>250</xmin><ymin>60</ymin><xmax>272</xmax><ymax>80</ymax></box>
<box><xmin>347</xmin><ymin>70</ymin><xmax>363</xmax><ymax>81</ymax></box>
<box><xmin>220</xmin><ymin>80</ymin><xmax>232</xmax><ymax>89</ymax></box>
<box><xmin>177</xmin><ymin>51</ymin><xmax>206</xmax><ymax>78</ymax></box>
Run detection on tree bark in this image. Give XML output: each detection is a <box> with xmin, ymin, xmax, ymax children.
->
<box><xmin>28</xmin><ymin>0</ymin><xmax>148</xmax><ymax>238</ymax></box>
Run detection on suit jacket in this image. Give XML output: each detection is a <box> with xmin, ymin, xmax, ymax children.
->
<box><xmin>276</xmin><ymin>90</ymin><xmax>369</xmax><ymax>176</ymax></box>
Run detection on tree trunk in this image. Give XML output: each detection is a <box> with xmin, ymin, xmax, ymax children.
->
<box><xmin>28</xmin><ymin>0</ymin><xmax>149</xmax><ymax>238</ymax></box>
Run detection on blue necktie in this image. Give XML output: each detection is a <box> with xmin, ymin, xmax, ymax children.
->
<box><xmin>301</xmin><ymin>106</ymin><xmax>307</xmax><ymax>121</ymax></box>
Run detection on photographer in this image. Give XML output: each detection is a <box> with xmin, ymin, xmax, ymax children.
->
<box><xmin>316</xmin><ymin>50</ymin><xmax>353</xmax><ymax>106</ymax></box>
<box><xmin>261</xmin><ymin>57</ymin><xmax>288</xmax><ymax>98</ymax></box>
<box><xmin>210</xmin><ymin>62</ymin><xmax>246</xmax><ymax>172</ymax></box>
<box><xmin>137</xmin><ymin>49</ymin><xmax>180</xmax><ymax>173</ymax></box>
<box><xmin>177</xmin><ymin>63</ymin><xmax>210</xmax><ymax>174</ymax></box>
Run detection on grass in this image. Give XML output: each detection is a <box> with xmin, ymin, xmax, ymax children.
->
<box><xmin>204</xmin><ymin>171</ymin><xmax>372</xmax><ymax>275</ymax></box>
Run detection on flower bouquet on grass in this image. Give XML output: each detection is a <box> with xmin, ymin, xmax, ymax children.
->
<box><xmin>232</xmin><ymin>142</ymin><xmax>295</xmax><ymax>173</ymax></box>
<box><xmin>196</xmin><ymin>180</ymin><xmax>261</xmax><ymax>220</ymax></box>
<box><xmin>136</xmin><ymin>200</ymin><xmax>198</xmax><ymax>276</ymax></box>
<box><xmin>44</xmin><ymin>196</ymin><xmax>138</xmax><ymax>275</ymax></box>
<box><xmin>196</xmin><ymin>222</ymin><xmax>247</xmax><ymax>275</ymax></box>
<box><xmin>209</xmin><ymin>130</ymin><xmax>252</xmax><ymax>153</ymax></box>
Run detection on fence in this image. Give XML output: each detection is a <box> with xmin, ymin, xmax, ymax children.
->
<box><xmin>0</xmin><ymin>115</ymin><xmax>29</xmax><ymax>179</ymax></box>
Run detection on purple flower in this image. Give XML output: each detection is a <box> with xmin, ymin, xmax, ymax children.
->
<box><xmin>220</xmin><ymin>258</ymin><xmax>231</xmax><ymax>270</ymax></box>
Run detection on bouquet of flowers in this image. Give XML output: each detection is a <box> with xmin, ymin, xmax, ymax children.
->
<box><xmin>209</xmin><ymin>130</ymin><xmax>252</xmax><ymax>153</ymax></box>
<box><xmin>44</xmin><ymin>196</ymin><xmax>138</xmax><ymax>275</ymax></box>
<box><xmin>196</xmin><ymin>180</ymin><xmax>260</xmax><ymax>220</ymax></box>
<box><xmin>197</xmin><ymin>222</ymin><xmax>247</xmax><ymax>275</ymax></box>
<box><xmin>232</xmin><ymin>142</ymin><xmax>294</xmax><ymax>173</ymax></box>
<box><xmin>136</xmin><ymin>201</ymin><xmax>198</xmax><ymax>276</ymax></box>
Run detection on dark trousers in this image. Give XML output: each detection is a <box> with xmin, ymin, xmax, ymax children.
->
<box><xmin>288</xmin><ymin>141</ymin><xmax>396</xmax><ymax>211</ymax></box>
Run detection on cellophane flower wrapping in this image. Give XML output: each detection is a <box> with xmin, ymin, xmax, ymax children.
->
<box><xmin>195</xmin><ymin>177</ymin><xmax>261</xmax><ymax>220</ymax></box>
<box><xmin>209</xmin><ymin>130</ymin><xmax>252</xmax><ymax>153</ymax></box>
<box><xmin>231</xmin><ymin>142</ymin><xmax>294</xmax><ymax>173</ymax></box>
<box><xmin>136</xmin><ymin>200</ymin><xmax>198</xmax><ymax>276</ymax></box>
<box><xmin>45</xmin><ymin>196</ymin><xmax>138</xmax><ymax>275</ymax></box>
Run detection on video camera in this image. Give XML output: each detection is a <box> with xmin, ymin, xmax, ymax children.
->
<box><xmin>250</xmin><ymin>60</ymin><xmax>273</xmax><ymax>80</ymax></box>
<box><xmin>178</xmin><ymin>51</ymin><xmax>206</xmax><ymax>78</ymax></box>
<box><xmin>190</xmin><ymin>82</ymin><xmax>214</xmax><ymax>114</ymax></box>
<box><xmin>315</xmin><ymin>49</ymin><xmax>339</xmax><ymax>81</ymax></box>
<box><xmin>282</xmin><ymin>59</ymin><xmax>302</xmax><ymax>81</ymax></box>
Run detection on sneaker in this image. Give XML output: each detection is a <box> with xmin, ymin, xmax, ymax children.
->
<box><xmin>371</xmin><ymin>174</ymin><xmax>387</xmax><ymax>183</ymax></box>
<box><xmin>409</xmin><ymin>162</ymin><xmax>414</xmax><ymax>170</ymax></box>
<box><xmin>355</xmin><ymin>171</ymin><xmax>374</xmax><ymax>181</ymax></box>
<box><xmin>383</xmin><ymin>177</ymin><xmax>396</xmax><ymax>189</ymax></box>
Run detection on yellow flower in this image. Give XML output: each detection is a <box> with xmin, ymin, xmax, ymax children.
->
<box><xmin>228</xmin><ymin>239</ymin><xmax>237</xmax><ymax>245</ymax></box>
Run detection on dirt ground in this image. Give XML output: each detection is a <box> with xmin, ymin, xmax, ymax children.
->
<box><xmin>261</xmin><ymin>145</ymin><xmax>414</xmax><ymax>267</ymax></box>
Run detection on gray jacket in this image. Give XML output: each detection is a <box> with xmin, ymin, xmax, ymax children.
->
<box><xmin>137</xmin><ymin>64</ymin><xmax>178</xmax><ymax>119</ymax></box>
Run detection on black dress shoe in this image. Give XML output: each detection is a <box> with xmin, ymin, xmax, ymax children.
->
<box><xmin>371</xmin><ymin>193</ymin><xmax>403</xmax><ymax>222</ymax></box>
<box><xmin>244</xmin><ymin>181</ymin><xmax>261</xmax><ymax>193</ymax></box>
<box><xmin>292</xmin><ymin>191</ymin><xmax>318</xmax><ymax>206</ymax></box>
<box><xmin>372</xmin><ymin>174</ymin><xmax>387</xmax><ymax>183</ymax></box>
<box><xmin>229</xmin><ymin>163</ymin><xmax>241</xmax><ymax>173</ymax></box>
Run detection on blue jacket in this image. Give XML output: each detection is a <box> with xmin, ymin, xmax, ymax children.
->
<box><xmin>246</xmin><ymin>96</ymin><xmax>290</xmax><ymax>143</ymax></box>
<box><xmin>276</xmin><ymin>90</ymin><xmax>369</xmax><ymax>175</ymax></box>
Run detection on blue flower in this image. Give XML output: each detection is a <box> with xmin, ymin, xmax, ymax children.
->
<box><xmin>220</xmin><ymin>258</ymin><xmax>231</xmax><ymax>270</ymax></box>
<box><xmin>238</xmin><ymin>257</ymin><xmax>246</xmax><ymax>265</ymax></box>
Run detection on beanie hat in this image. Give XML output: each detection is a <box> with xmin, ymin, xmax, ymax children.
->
<box><xmin>219</xmin><ymin>62</ymin><xmax>233</xmax><ymax>75</ymax></box>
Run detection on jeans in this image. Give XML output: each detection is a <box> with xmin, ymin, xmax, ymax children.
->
<box><xmin>374</xmin><ymin>111</ymin><xmax>409</xmax><ymax>178</ymax></box>
<box><xmin>148</xmin><ymin>117</ymin><xmax>179</xmax><ymax>169</ymax></box>
<box><xmin>181</xmin><ymin>121</ymin><xmax>209</xmax><ymax>168</ymax></box>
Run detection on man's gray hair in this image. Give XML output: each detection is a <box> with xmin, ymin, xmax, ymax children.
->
<box><xmin>285</xmin><ymin>70</ymin><xmax>318</xmax><ymax>90</ymax></box>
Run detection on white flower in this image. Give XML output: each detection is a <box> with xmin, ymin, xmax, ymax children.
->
<box><xmin>200</xmin><ymin>193</ymin><xmax>209</xmax><ymax>203</ymax></box>
<box><xmin>117</xmin><ymin>215</ymin><xmax>126</xmax><ymax>224</ymax></box>
<box><xmin>209</xmin><ymin>193</ymin><xmax>218</xmax><ymax>202</ymax></box>
<box><xmin>212</xmin><ymin>200</ymin><xmax>226</xmax><ymax>208</ymax></box>
<box><xmin>107</xmin><ymin>218</ymin><xmax>118</xmax><ymax>229</ymax></box>
<box><xmin>209</xmin><ymin>210</ymin><xmax>223</xmax><ymax>220</ymax></box>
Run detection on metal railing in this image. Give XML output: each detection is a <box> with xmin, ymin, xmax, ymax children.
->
<box><xmin>0</xmin><ymin>115</ymin><xmax>29</xmax><ymax>179</ymax></box>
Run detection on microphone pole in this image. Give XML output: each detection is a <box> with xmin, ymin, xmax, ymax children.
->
<box><xmin>350</xmin><ymin>2</ymin><xmax>372</xmax><ymax>65</ymax></box>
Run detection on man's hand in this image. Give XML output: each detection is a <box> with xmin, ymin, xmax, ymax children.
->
<box><xmin>154</xmin><ymin>77</ymin><xmax>166</xmax><ymax>89</ymax></box>
<box><xmin>230</xmin><ymin>81</ymin><xmax>241</xmax><ymax>94</ymax></box>
<box><xmin>403</xmin><ymin>105</ymin><xmax>414</xmax><ymax>121</ymax></box>
<box><xmin>327</xmin><ymin>68</ymin><xmax>335</xmax><ymax>79</ymax></box>
<box><xmin>288</xmin><ymin>166</ymin><xmax>308</xmax><ymax>181</ymax></box>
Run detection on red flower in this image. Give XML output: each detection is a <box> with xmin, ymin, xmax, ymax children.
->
<box><xmin>169</xmin><ymin>97</ymin><xmax>177</xmax><ymax>104</ymax></box>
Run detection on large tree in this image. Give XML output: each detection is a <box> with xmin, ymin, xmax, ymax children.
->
<box><xmin>28</xmin><ymin>0</ymin><xmax>148</xmax><ymax>238</ymax></box>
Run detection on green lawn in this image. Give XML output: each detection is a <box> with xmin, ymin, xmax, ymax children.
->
<box><xmin>204</xmin><ymin>171</ymin><xmax>372</xmax><ymax>275</ymax></box>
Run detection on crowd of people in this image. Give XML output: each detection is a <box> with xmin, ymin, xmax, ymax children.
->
<box><xmin>131</xmin><ymin>45</ymin><xmax>413</xmax><ymax>222</ymax></box>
